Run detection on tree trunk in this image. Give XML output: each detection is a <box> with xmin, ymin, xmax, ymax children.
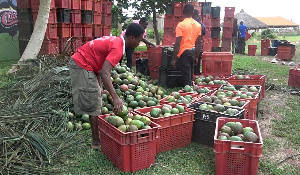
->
<box><xmin>151</xmin><ymin>6</ymin><xmax>160</xmax><ymax>45</ymax></box>
<box><xmin>8</xmin><ymin>0</ymin><xmax>51</xmax><ymax>73</ymax></box>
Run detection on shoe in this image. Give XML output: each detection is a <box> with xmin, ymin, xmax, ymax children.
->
<box><xmin>91</xmin><ymin>144</ymin><xmax>100</xmax><ymax>151</ymax></box>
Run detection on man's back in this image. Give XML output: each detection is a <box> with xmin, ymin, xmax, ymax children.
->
<box><xmin>239</xmin><ymin>24</ymin><xmax>247</xmax><ymax>38</ymax></box>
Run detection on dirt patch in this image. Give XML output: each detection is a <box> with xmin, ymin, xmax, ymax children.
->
<box><xmin>258</xmin><ymin>90</ymin><xmax>299</xmax><ymax>167</ymax></box>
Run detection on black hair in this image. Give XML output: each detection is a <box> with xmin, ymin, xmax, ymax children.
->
<box><xmin>125</xmin><ymin>23</ymin><xmax>145</xmax><ymax>38</ymax></box>
<box><xmin>139</xmin><ymin>17</ymin><xmax>148</xmax><ymax>24</ymax></box>
<box><xmin>183</xmin><ymin>3</ymin><xmax>194</xmax><ymax>16</ymax></box>
<box><xmin>193</xmin><ymin>9</ymin><xmax>199</xmax><ymax>17</ymax></box>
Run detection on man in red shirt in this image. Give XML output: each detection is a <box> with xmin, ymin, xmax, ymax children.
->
<box><xmin>172</xmin><ymin>3</ymin><xmax>202</xmax><ymax>86</ymax></box>
<box><xmin>69</xmin><ymin>23</ymin><xmax>145</xmax><ymax>150</ymax></box>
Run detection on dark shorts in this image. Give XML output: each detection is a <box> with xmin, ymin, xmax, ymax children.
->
<box><xmin>69</xmin><ymin>58</ymin><xmax>102</xmax><ymax>116</ymax></box>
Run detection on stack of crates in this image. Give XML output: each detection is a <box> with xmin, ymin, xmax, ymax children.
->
<box><xmin>211</xmin><ymin>6</ymin><xmax>221</xmax><ymax>52</ymax></box>
<box><xmin>93</xmin><ymin>0</ymin><xmax>103</xmax><ymax>38</ymax></box>
<box><xmin>17</xmin><ymin>0</ymin><xmax>59</xmax><ymax>56</ymax></box>
<box><xmin>81</xmin><ymin>0</ymin><xmax>93</xmax><ymax>44</ymax></box>
<box><xmin>147</xmin><ymin>46</ymin><xmax>162</xmax><ymax>80</ymax></box>
<box><xmin>158</xmin><ymin>46</ymin><xmax>182</xmax><ymax>88</ymax></box>
<box><xmin>201</xmin><ymin>2</ymin><xmax>212</xmax><ymax>52</ymax></box>
<box><xmin>261</xmin><ymin>39</ymin><xmax>270</xmax><ymax>56</ymax></box>
<box><xmin>101</xmin><ymin>0</ymin><xmax>112</xmax><ymax>36</ymax></box>
<box><xmin>221</xmin><ymin>7</ymin><xmax>235</xmax><ymax>52</ymax></box>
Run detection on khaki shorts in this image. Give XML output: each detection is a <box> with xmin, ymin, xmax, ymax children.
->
<box><xmin>69</xmin><ymin>58</ymin><xmax>102</xmax><ymax>116</ymax></box>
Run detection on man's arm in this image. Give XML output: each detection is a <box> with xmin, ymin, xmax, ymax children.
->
<box><xmin>172</xmin><ymin>36</ymin><xmax>182</xmax><ymax>67</ymax></box>
<box><xmin>99</xmin><ymin>60</ymin><xmax>123</xmax><ymax>113</ymax></box>
<box><xmin>142</xmin><ymin>38</ymin><xmax>157</xmax><ymax>47</ymax></box>
<box><xmin>195</xmin><ymin>35</ymin><xmax>202</xmax><ymax>64</ymax></box>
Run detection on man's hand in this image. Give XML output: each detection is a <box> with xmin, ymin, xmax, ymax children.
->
<box><xmin>113</xmin><ymin>97</ymin><xmax>123</xmax><ymax>113</ymax></box>
<box><xmin>172</xmin><ymin>58</ymin><xmax>177</xmax><ymax>68</ymax></box>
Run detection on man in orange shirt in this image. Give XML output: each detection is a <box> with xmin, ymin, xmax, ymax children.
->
<box><xmin>172</xmin><ymin>3</ymin><xmax>202</xmax><ymax>86</ymax></box>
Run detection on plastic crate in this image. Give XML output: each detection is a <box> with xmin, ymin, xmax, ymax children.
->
<box><xmin>31</xmin><ymin>0</ymin><xmax>55</xmax><ymax>10</ymax></box>
<box><xmin>73</xmin><ymin>38</ymin><xmax>82</xmax><ymax>52</ymax></box>
<box><xmin>211</xmin><ymin>6</ymin><xmax>221</xmax><ymax>18</ymax></box>
<box><xmin>55</xmin><ymin>0</ymin><xmax>71</xmax><ymax>8</ymax></box>
<box><xmin>158</xmin><ymin>68</ymin><xmax>182</xmax><ymax>88</ymax></box>
<box><xmin>173</xmin><ymin>3</ymin><xmax>183</xmax><ymax>17</ymax></box>
<box><xmin>277</xmin><ymin>46</ymin><xmax>295</xmax><ymax>60</ymax></box>
<box><xmin>93</xmin><ymin>12</ymin><xmax>102</xmax><ymax>25</ymax></box>
<box><xmin>102</xmin><ymin>25</ymin><xmax>111</xmax><ymax>36</ymax></box>
<box><xmin>32</xmin><ymin>8</ymin><xmax>57</xmax><ymax>23</ymax></box>
<box><xmin>82</xmin><ymin>36</ymin><xmax>93</xmax><ymax>44</ymax></box>
<box><xmin>164</xmin><ymin>14</ymin><xmax>174</xmax><ymax>28</ymax></box>
<box><xmin>221</xmin><ymin>38</ymin><xmax>231</xmax><ymax>48</ymax></box>
<box><xmin>149</xmin><ymin>66</ymin><xmax>159</xmax><ymax>80</ymax></box>
<box><xmin>228</xmin><ymin>75</ymin><xmax>266</xmax><ymax>99</ymax></box>
<box><xmin>40</xmin><ymin>38</ymin><xmax>59</xmax><ymax>55</ymax></box>
<box><xmin>18</xmin><ymin>37</ymin><xmax>29</xmax><ymax>56</ymax></box>
<box><xmin>211</xmin><ymin>27</ymin><xmax>221</xmax><ymax>37</ymax></box>
<box><xmin>202</xmin><ymin>15</ymin><xmax>212</xmax><ymax>27</ymax></box>
<box><xmin>81</xmin><ymin>0</ymin><xmax>93</xmax><ymax>10</ymax></box>
<box><xmin>59</xmin><ymin>38</ymin><xmax>70</xmax><ymax>53</ymax></box>
<box><xmin>202</xmin><ymin>52</ymin><xmax>233</xmax><ymax>77</ymax></box>
<box><xmin>102</xmin><ymin>14</ymin><xmax>112</xmax><ymax>26</ymax></box>
<box><xmin>221</xmin><ymin>47</ymin><xmax>231</xmax><ymax>52</ymax></box>
<box><xmin>268</xmin><ymin>47</ymin><xmax>277</xmax><ymax>56</ymax></box>
<box><xmin>189</xmin><ymin>102</ymin><xmax>244</xmax><ymax>147</ymax></box>
<box><xmin>214</xmin><ymin>117</ymin><xmax>263</xmax><ymax>175</ymax></box>
<box><xmin>81</xmin><ymin>10</ymin><xmax>93</xmax><ymax>23</ymax></box>
<box><xmin>93</xmin><ymin>0</ymin><xmax>103</xmax><ymax>12</ymax></box>
<box><xmin>174</xmin><ymin>16</ymin><xmax>184</xmax><ymax>28</ymax></box>
<box><xmin>57</xmin><ymin>8</ymin><xmax>71</xmax><ymax>23</ymax></box>
<box><xmin>16</xmin><ymin>8</ymin><xmax>33</xmax><ymax>23</ymax></box>
<box><xmin>248</xmin><ymin>45</ymin><xmax>257</xmax><ymax>56</ymax></box>
<box><xmin>212</xmin><ymin>47</ymin><xmax>221</xmax><ymax>52</ymax></box>
<box><xmin>159</xmin><ymin>92</ymin><xmax>203</xmax><ymax>106</ymax></box>
<box><xmin>219</xmin><ymin>85</ymin><xmax>262</xmax><ymax>99</ymax></box>
<box><xmin>72</xmin><ymin>23</ymin><xmax>82</xmax><ymax>37</ymax></box>
<box><xmin>211</xmin><ymin>18</ymin><xmax>221</xmax><ymax>27</ymax></box>
<box><xmin>102</xmin><ymin>0</ymin><xmax>112</xmax><ymax>14</ymax></box>
<box><xmin>98</xmin><ymin>114</ymin><xmax>160</xmax><ymax>173</ymax></box>
<box><xmin>202</xmin><ymin>2</ymin><xmax>212</xmax><ymax>15</ymax></box>
<box><xmin>82</xmin><ymin>23</ymin><xmax>93</xmax><ymax>37</ymax></box>
<box><xmin>45</xmin><ymin>23</ymin><xmax>57</xmax><ymax>39</ymax></box>
<box><xmin>261</xmin><ymin>39</ymin><xmax>270</xmax><ymax>49</ymax></box>
<box><xmin>161</xmin><ymin>46</ymin><xmax>179</xmax><ymax>70</ymax></box>
<box><xmin>70</xmin><ymin>9</ymin><xmax>81</xmax><ymax>24</ymax></box>
<box><xmin>224</xmin><ymin>7</ymin><xmax>235</xmax><ymax>18</ymax></box>
<box><xmin>71</xmin><ymin>0</ymin><xmax>81</xmax><ymax>9</ymax></box>
<box><xmin>135</xmin><ymin>103</ymin><xmax>195</xmax><ymax>153</ymax></box>
<box><xmin>93</xmin><ymin>24</ymin><xmax>102</xmax><ymax>37</ymax></box>
<box><xmin>223</xmin><ymin>17</ymin><xmax>234</xmax><ymax>28</ymax></box>
<box><xmin>223</xmin><ymin>28</ymin><xmax>234</xmax><ymax>38</ymax></box>
<box><xmin>147</xmin><ymin>46</ymin><xmax>162</xmax><ymax>67</ymax></box>
<box><xmin>136</xmin><ymin>59</ymin><xmax>150</xmax><ymax>76</ymax></box>
<box><xmin>17</xmin><ymin>0</ymin><xmax>31</xmax><ymax>8</ymax></box>
<box><xmin>57</xmin><ymin>23</ymin><xmax>71</xmax><ymax>38</ymax></box>
<box><xmin>261</xmin><ymin>48</ymin><xmax>269</xmax><ymax>56</ymax></box>
<box><xmin>288</xmin><ymin>67</ymin><xmax>300</xmax><ymax>88</ymax></box>
<box><xmin>212</xmin><ymin>37</ymin><xmax>220</xmax><ymax>47</ymax></box>
<box><xmin>17</xmin><ymin>22</ymin><xmax>33</xmax><ymax>38</ymax></box>
<box><xmin>203</xmin><ymin>38</ymin><xmax>212</xmax><ymax>52</ymax></box>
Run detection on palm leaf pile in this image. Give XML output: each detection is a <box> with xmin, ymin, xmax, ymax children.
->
<box><xmin>0</xmin><ymin>56</ymin><xmax>88</xmax><ymax>174</ymax></box>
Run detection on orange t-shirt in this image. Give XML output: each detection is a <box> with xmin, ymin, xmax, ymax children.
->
<box><xmin>175</xmin><ymin>17</ymin><xmax>202</xmax><ymax>57</ymax></box>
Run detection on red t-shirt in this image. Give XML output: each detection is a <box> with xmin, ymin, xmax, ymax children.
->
<box><xmin>72</xmin><ymin>36</ymin><xmax>124</xmax><ymax>73</ymax></box>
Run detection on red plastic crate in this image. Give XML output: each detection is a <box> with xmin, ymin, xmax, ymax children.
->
<box><xmin>82</xmin><ymin>23</ymin><xmax>93</xmax><ymax>37</ymax></box>
<box><xmin>212</xmin><ymin>37</ymin><xmax>220</xmax><ymax>47</ymax></box>
<box><xmin>94</xmin><ymin>12</ymin><xmax>102</xmax><ymax>25</ymax></box>
<box><xmin>135</xmin><ymin>103</ymin><xmax>195</xmax><ymax>153</ymax></box>
<box><xmin>82</xmin><ymin>36</ymin><xmax>93</xmax><ymax>44</ymax></box>
<box><xmin>202</xmin><ymin>15</ymin><xmax>212</xmax><ymax>27</ymax></box>
<box><xmin>102</xmin><ymin>25</ymin><xmax>111</xmax><ymax>36</ymax></box>
<box><xmin>17</xmin><ymin>0</ymin><xmax>31</xmax><ymax>8</ymax></box>
<box><xmin>261</xmin><ymin>48</ymin><xmax>269</xmax><ymax>56</ymax></box>
<box><xmin>71</xmin><ymin>0</ymin><xmax>81</xmax><ymax>9</ymax></box>
<box><xmin>248</xmin><ymin>45</ymin><xmax>257</xmax><ymax>56</ymax></box>
<box><xmin>277</xmin><ymin>46</ymin><xmax>294</xmax><ymax>60</ymax></box>
<box><xmin>45</xmin><ymin>23</ymin><xmax>57</xmax><ymax>39</ymax></box>
<box><xmin>222</xmin><ymin>28</ymin><xmax>233</xmax><ymax>38</ymax></box>
<box><xmin>173</xmin><ymin>3</ymin><xmax>183</xmax><ymax>17</ymax></box>
<box><xmin>70</xmin><ymin>9</ymin><xmax>81</xmax><ymax>24</ymax></box>
<box><xmin>221</xmin><ymin>47</ymin><xmax>231</xmax><ymax>52</ymax></box>
<box><xmin>93</xmin><ymin>0</ymin><xmax>103</xmax><ymax>12</ymax></box>
<box><xmin>73</xmin><ymin>38</ymin><xmax>82</xmax><ymax>52</ymax></box>
<box><xmin>102</xmin><ymin>14</ymin><xmax>112</xmax><ymax>26</ymax></box>
<box><xmin>72</xmin><ymin>23</ymin><xmax>82</xmax><ymax>37</ymax></box>
<box><xmin>202</xmin><ymin>52</ymin><xmax>233</xmax><ymax>77</ymax></box>
<box><xmin>59</xmin><ymin>38</ymin><xmax>70</xmax><ymax>53</ymax></box>
<box><xmin>203</xmin><ymin>38</ymin><xmax>212</xmax><ymax>52</ymax></box>
<box><xmin>32</xmin><ymin>8</ymin><xmax>57</xmax><ymax>23</ymax></box>
<box><xmin>147</xmin><ymin>46</ymin><xmax>162</xmax><ymax>67</ymax></box>
<box><xmin>102</xmin><ymin>0</ymin><xmax>112</xmax><ymax>14</ymax></box>
<box><xmin>261</xmin><ymin>39</ymin><xmax>270</xmax><ymax>49</ymax></box>
<box><xmin>93</xmin><ymin>24</ymin><xmax>102</xmax><ymax>37</ymax></box>
<box><xmin>164</xmin><ymin>14</ymin><xmax>174</xmax><ymax>28</ymax></box>
<box><xmin>224</xmin><ymin>7</ymin><xmax>235</xmax><ymax>18</ymax></box>
<box><xmin>221</xmin><ymin>38</ymin><xmax>231</xmax><ymax>48</ymax></box>
<box><xmin>162</xmin><ymin>34</ymin><xmax>175</xmax><ymax>46</ymax></box>
<box><xmin>98</xmin><ymin>114</ymin><xmax>160</xmax><ymax>173</ymax></box>
<box><xmin>40</xmin><ymin>38</ymin><xmax>59</xmax><ymax>55</ymax></box>
<box><xmin>31</xmin><ymin>0</ymin><xmax>55</xmax><ymax>10</ymax></box>
<box><xmin>81</xmin><ymin>0</ymin><xmax>93</xmax><ymax>10</ymax></box>
<box><xmin>57</xmin><ymin>23</ymin><xmax>71</xmax><ymax>38</ymax></box>
<box><xmin>212</xmin><ymin>18</ymin><xmax>221</xmax><ymax>27</ymax></box>
<box><xmin>228</xmin><ymin>75</ymin><xmax>266</xmax><ymax>99</ymax></box>
<box><xmin>159</xmin><ymin>92</ymin><xmax>204</xmax><ymax>106</ymax></box>
<box><xmin>149</xmin><ymin>66</ymin><xmax>159</xmax><ymax>80</ymax></box>
<box><xmin>288</xmin><ymin>68</ymin><xmax>300</xmax><ymax>88</ymax></box>
<box><xmin>214</xmin><ymin>117</ymin><xmax>263</xmax><ymax>175</ymax></box>
<box><xmin>55</xmin><ymin>0</ymin><xmax>71</xmax><ymax>8</ymax></box>
<box><xmin>174</xmin><ymin>16</ymin><xmax>184</xmax><ymax>28</ymax></box>
<box><xmin>223</xmin><ymin>17</ymin><xmax>234</xmax><ymax>28</ymax></box>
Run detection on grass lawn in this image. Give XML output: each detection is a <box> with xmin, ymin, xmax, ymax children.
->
<box><xmin>1</xmin><ymin>35</ymin><xmax>300</xmax><ymax>174</ymax></box>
